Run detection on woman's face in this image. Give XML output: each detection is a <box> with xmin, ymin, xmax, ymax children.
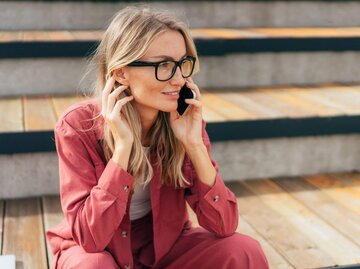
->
<box><xmin>121</xmin><ymin>30</ymin><xmax>188</xmax><ymax>118</ymax></box>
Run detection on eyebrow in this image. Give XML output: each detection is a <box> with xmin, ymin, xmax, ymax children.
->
<box><xmin>149</xmin><ymin>54</ymin><xmax>187</xmax><ymax>61</ymax></box>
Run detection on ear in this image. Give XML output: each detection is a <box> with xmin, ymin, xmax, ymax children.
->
<box><xmin>113</xmin><ymin>67</ymin><xmax>130</xmax><ymax>86</ymax></box>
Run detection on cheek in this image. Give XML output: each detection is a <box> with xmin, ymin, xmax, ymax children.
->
<box><xmin>130</xmin><ymin>82</ymin><xmax>163</xmax><ymax>100</ymax></box>
<box><xmin>130</xmin><ymin>87</ymin><xmax>161</xmax><ymax>108</ymax></box>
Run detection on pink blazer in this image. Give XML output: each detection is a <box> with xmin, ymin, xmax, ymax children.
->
<box><xmin>46</xmin><ymin>99</ymin><xmax>238</xmax><ymax>268</ymax></box>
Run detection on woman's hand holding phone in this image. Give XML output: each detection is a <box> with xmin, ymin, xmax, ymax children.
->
<box><xmin>101</xmin><ymin>76</ymin><xmax>134</xmax><ymax>169</ymax></box>
<box><xmin>170</xmin><ymin>78</ymin><xmax>204</xmax><ymax>149</ymax></box>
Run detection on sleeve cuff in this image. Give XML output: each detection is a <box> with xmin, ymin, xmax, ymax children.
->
<box><xmin>97</xmin><ymin>159</ymin><xmax>134</xmax><ymax>201</ymax></box>
<box><xmin>201</xmin><ymin>174</ymin><xmax>229</xmax><ymax>210</ymax></box>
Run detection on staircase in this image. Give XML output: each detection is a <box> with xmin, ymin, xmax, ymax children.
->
<box><xmin>2</xmin><ymin>0</ymin><xmax>360</xmax><ymax>198</ymax></box>
<box><xmin>1</xmin><ymin>1</ymin><xmax>360</xmax><ymax>268</ymax></box>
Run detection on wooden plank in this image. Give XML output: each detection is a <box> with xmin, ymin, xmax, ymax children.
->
<box><xmin>267</xmin><ymin>87</ymin><xmax>342</xmax><ymax>117</ymax></box>
<box><xmin>202</xmin><ymin>91</ymin><xmax>255</xmax><ymax>120</ymax></box>
<box><xmin>242</xmin><ymin>179</ymin><xmax>360</xmax><ymax>265</ymax></box>
<box><xmin>188</xmin><ymin>190</ymin><xmax>293</xmax><ymax>268</ymax></box>
<box><xmin>283</xmin><ymin>87</ymin><xmax>346</xmax><ymax>116</ymax></box>
<box><xmin>256</xmin><ymin>88</ymin><xmax>316</xmax><ymax>118</ymax></box>
<box><xmin>0</xmin><ymin>200</ymin><xmax>3</xmax><ymax>253</ymax></box>
<box><xmin>301</xmin><ymin>87</ymin><xmax>360</xmax><ymax>115</ymax></box>
<box><xmin>347</xmin><ymin>84</ymin><xmax>360</xmax><ymax>92</ymax></box>
<box><xmin>47</xmin><ymin>31</ymin><xmax>74</xmax><ymax>42</ymax></box>
<box><xmin>23</xmin><ymin>31</ymin><xmax>50</xmax><ymax>41</ymax></box>
<box><xmin>331</xmin><ymin>172</ymin><xmax>360</xmax><ymax>190</ymax></box>
<box><xmin>51</xmin><ymin>95</ymin><xmax>84</xmax><ymax>119</ymax></box>
<box><xmin>42</xmin><ymin>196</ymin><xmax>64</xmax><ymax>269</ymax></box>
<box><xmin>315</xmin><ymin>86</ymin><xmax>360</xmax><ymax>109</ymax></box>
<box><xmin>202</xmin><ymin>105</ymin><xmax>226</xmax><ymax>122</ymax></box>
<box><xmin>2</xmin><ymin>198</ymin><xmax>48</xmax><ymax>269</ymax></box>
<box><xmin>0</xmin><ymin>97</ymin><xmax>23</xmax><ymax>132</ymax></box>
<box><xmin>217</xmin><ymin>90</ymin><xmax>283</xmax><ymax>119</ymax></box>
<box><xmin>0</xmin><ymin>31</ymin><xmax>23</xmax><ymax>42</ymax></box>
<box><xmin>305</xmin><ymin>174</ymin><xmax>360</xmax><ymax>215</ymax></box>
<box><xmin>70</xmin><ymin>31</ymin><xmax>103</xmax><ymax>41</ymax></box>
<box><xmin>237</xmin><ymin>217</ymin><xmax>294</xmax><ymax>269</ymax></box>
<box><xmin>227</xmin><ymin>181</ymin><xmax>332</xmax><ymax>269</ymax></box>
<box><xmin>249</xmin><ymin>27</ymin><xmax>360</xmax><ymax>38</ymax></box>
<box><xmin>190</xmin><ymin>28</ymin><xmax>263</xmax><ymax>39</ymax></box>
<box><xmin>23</xmin><ymin>96</ymin><xmax>57</xmax><ymax>131</ymax></box>
<box><xmin>274</xmin><ymin>177</ymin><xmax>360</xmax><ymax>250</ymax></box>
<box><xmin>239</xmin><ymin>89</ymin><xmax>303</xmax><ymax>118</ymax></box>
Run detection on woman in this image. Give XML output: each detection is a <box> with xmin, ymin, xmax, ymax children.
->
<box><xmin>46</xmin><ymin>6</ymin><xmax>269</xmax><ymax>269</ymax></box>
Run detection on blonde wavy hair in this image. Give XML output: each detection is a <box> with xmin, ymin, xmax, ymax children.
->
<box><xmin>90</xmin><ymin>6</ymin><xmax>199</xmax><ymax>188</ymax></box>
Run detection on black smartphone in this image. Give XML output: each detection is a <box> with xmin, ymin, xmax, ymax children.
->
<box><xmin>177</xmin><ymin>84</ymin><xmax>196</xmax><ymax>116</ymax></box>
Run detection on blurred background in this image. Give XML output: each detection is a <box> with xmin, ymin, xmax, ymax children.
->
<box><xmin>1</xmin><ymin>1</ymin><xmax>360</xmax><ymax>269</ymax></box>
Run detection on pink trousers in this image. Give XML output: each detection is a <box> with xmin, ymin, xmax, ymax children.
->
<box><xmin>56</xmin><ymin>213</ymin><xmax>269</xmax><ymax>269</ymax></box>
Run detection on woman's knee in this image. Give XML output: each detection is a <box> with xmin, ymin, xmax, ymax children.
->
<box><xmin>229</xmin><ymin>233</ymin><xmax>264</xmax><ymax>254</ymax></box>
<box><xmin>217</xmin><ymin>233</ymin><xmax>269</xmax><ymax>268</ymax></box>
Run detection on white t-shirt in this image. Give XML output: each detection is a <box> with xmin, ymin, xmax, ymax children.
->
<box><xmin>129</xmin><ymin>147</ymin><xmax>152</xmax><ymax>221</ymax></box>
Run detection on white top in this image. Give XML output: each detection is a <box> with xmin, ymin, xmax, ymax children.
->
<box><xmin>129</xmin><ymin>147</ymin><xmax>152</xmax><ymax>221</ymax></box>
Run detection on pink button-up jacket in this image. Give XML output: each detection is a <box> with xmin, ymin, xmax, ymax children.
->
<box><xmin>46</xmin><ymin>99</ymin><xmax>239</xmax><ymax>268</ymax></box>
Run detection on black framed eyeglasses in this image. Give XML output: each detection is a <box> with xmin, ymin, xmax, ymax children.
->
<box><xmin>128</xmin><ymin>55</ymin><xmax>196</xmax><ymax>82</ymax></box>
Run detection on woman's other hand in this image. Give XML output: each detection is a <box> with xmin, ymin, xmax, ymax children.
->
<box><xmin>101</xmin><ymin>76</ymin><xmax>134</xmax><ymax>169</ymax></box>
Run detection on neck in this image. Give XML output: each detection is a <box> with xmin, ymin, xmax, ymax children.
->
<box><xmin>136</xmin><ymin>106</ymin><xmax>159</xmax><ymax>146</ymax></box>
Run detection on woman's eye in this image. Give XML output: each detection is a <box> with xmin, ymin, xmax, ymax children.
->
<box><xmin>159</xmin><ymin>62</ymin><xmax>172</xmax><ymax>69</ymax></box>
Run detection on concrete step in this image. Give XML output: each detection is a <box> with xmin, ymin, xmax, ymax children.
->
<box><xmin>2</xmin><ymin>28</ymin><xmax>360</xmax><ymax>96</ymax></box>
<box><xmin>1</xmin><ymin>1</ymin><xmax>360</xmax><ymax>30</ymax></box>
<box><xmin>2</xmin><ymin>84</ymin><xmax>360</xmax><ymax>195</ymax></box>
<box><xmin>3</xmin><ymin>134</ymin><xmax>360</xmax><ymax>198</ymax></box>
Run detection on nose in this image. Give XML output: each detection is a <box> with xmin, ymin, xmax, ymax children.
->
<box><xmin>169</xmin><ymin>66</ymin><xmax>185</xmax><ymax>86</ymax></box>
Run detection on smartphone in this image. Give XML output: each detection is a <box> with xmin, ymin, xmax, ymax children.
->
<box><xmin>177</xmin><ymin>84</ymin><xmax>196</xmax><ymax>116</ymax></box>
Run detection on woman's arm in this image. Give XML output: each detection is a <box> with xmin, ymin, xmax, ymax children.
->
<box><xmin>184</xmin><ymin>121</ymin><xmax>239</xmax><ymax>237</ymax></box>
<box><xmin>56</xmin><ymin>120</ymin><xmax>133</xmax><ymax>252</ymax></box>
<box><xmin>169</xmin><ymin>78</ymin><xmax>238</xmax><ymax>237</ymax></box>
<box><xmin>184</xmin><ymin>143</ymin><xmax>216</xmax><ymax>187</ymax></box>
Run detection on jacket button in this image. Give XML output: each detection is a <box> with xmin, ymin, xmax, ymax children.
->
<box><xmin>121</xmin><ymin>231</ymin><xmax>128</xmax><ymax>238</ymax></box>
<box><xmin>124</xmin><ymin>185</ymin><xmax>129</xmax><ymax>192</ymax></box>
<box><xmin>213</xmin><ymin>195</ymin><xmax>219</xmax><ymax>202</ymax></box>
<box><xmin>124</xmin><ymin>264</ymin><xmax>131</xmax><ymax>269</ymax></box>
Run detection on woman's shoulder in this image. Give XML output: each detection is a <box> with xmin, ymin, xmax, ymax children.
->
<box><xmin>55</xmin><ymin>97</ymin><xmax>102</xmax><ymax>134</ymax></box>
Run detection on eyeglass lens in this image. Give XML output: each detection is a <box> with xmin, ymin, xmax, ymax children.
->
<box><xmin>157</xmin><ymin>58</ymin><xmax>194</xmax><ymax>81</ymax></box>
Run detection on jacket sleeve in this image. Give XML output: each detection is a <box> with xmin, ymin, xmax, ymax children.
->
<box><xmin>185</xmin><ymin>120</ymin><xmax>239</xmax><ymax>237</ymax></box>
<box><xmin>55</xmin><ymin>119</ymin><xmax>134</xmax><ymax>252</ymax></box>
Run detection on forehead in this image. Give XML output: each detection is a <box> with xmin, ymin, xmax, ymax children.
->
<box><xmin>143</xmin><ymin>30</ymin><xmax>187</xmax><ymax>60</ymax></box>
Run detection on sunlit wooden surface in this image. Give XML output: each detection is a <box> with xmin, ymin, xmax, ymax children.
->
<box><xmin>1</xmin><ymin>173</ymin><xmax>360</xmax><ymax>268</ymax></box>
<box><xmin>1</xmin><ymin>84</ymin><xmax>360</xmax><ymax>132</ymax></box>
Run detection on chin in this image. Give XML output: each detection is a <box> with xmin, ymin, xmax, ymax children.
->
<box><xmin>159</xmin><ymin>105</ymin><xmax>177</xmax><ymax>113</ymax></box>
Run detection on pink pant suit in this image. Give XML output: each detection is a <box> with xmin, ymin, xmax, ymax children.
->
<box><xmin>46</xmin><ymin>100</ymin><xmax>269</xmax><ymax>269</ymax></box>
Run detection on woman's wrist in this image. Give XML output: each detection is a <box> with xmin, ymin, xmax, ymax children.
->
<box><xmin>112</xmin><ymin>144</ymin><xmax>133</xmax><ymax>171</ymax></box>
<box><xmin>185</xmin><ymin>142</ymin><xmax>206</xmax><ymax>158</ymax></box>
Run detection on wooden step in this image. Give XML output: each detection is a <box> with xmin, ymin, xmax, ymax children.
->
<box><xmin>2</xmin><ymin>27</ymin><xmax>360</xmax><ymax>58</ymax></box>
<box><xmin>1</xmin><ymin>172</ymin><xmax>360</xmax><ymax>269</ymax></box>
<box><xmin>1</xmin><ymin>84</ymin><xmax>360</xmax><ymax>154</ymax></box>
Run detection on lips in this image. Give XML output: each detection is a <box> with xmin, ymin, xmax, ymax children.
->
<box><xmin>162</xmin><ymin>91</ymin><xmax>179</xmax><ymax>95</ymax></box>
